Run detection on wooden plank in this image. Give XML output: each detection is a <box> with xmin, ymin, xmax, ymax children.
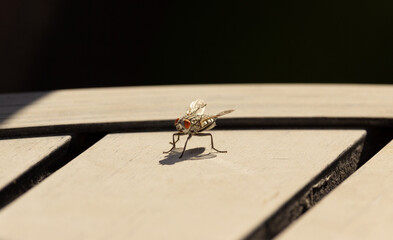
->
<box><xmin>0</xmin><ymin>136</ymin><xmax>71</xmax><ymax>208</ymax></box>
<box><xmin>0</xmin><ymin>130</ymin><xmax>364</xmax><ymax>239</ymax></box>
<box><xmin>1</xmin><ymin>84</ymin><xmax>393</xmax><ymax>130</ymax></box>
<box><xmin>277</xmin><ymin>140</ymin><xmax>393</xmax><ymax>240</ymax></box>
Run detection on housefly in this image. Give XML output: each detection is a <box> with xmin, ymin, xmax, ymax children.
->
<box><xmin>164</xmin><ymin>99</ymin><xmax>234</xmax><ymax>158</ymax></box>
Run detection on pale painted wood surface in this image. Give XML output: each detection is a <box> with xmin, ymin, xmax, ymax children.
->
<box><xmin>278</xmin><ymin>140</ymin><xmax>393</xmax><ymax>240</ymax></box>
<box><xmin>1</xmin><ymin>84</ymin><xmax>393</xmax><ymax>129</ymax></box>
<box><xmin>0</xmin><ymin>130</ymin><xmax>364</xmax><ymax>239</ymax></box>
<box><xmin>0</xmin><ymin>136</ymin><xmax>71</xmax><ymax>190</ymax></box>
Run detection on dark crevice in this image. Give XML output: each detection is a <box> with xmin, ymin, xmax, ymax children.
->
<box><xmin>1</xmin><ymin>117</ymin><xmax>393</xmax><ymax>138</ymax></box>
<box><xmin>0</xmin><ymin>132</ymin><xmax>105</xmax><ymax>210</ymax></box>
<box><xmin>357</xmin><ymin>127</ymin><xmax>393</xmax><ymax>168</ymax></box>
<box><xmin>56</xmin><ymin>132</ymin><xmax>106</xmax><ymax>170</ymax></box>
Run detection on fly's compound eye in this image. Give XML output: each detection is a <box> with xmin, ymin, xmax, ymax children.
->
<box><xmin>175</xmin><ymin>118</ymin><xmax>180</xmax><ymax>125</ymax></box>
<box><xmin>184</xmin><ymin>119</ymin><xmax>191</xmax><ymax>129</ymax></box>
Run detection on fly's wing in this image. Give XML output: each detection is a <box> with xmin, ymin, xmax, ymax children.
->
<box><xmin>186</xmin><ymin>99</ymin><xmax>206</xmax><ymax>116</ymax></box>
<box><xmin>213</xmin><ymin>109</ymin><xmax>235</xmax><ymax>118</ymax></box>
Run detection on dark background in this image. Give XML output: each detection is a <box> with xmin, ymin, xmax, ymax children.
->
<box><xmin>1</xmin><ymin>0</ymin><xmax>392</xmax><ymax>93</ymax></box>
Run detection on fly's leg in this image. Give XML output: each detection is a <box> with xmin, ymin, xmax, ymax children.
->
<box><xmin>163</xmin><ymin>133</ymin><xmax>183</xmax><ymax>153</ymax></box>
<box><xmin>195</xmin><ymin>133</ymin><xmax>227</xmax><ymax>153</ymax></box>
<box><xmin>179</xmin><ymin>134</ymin><xmax>192</xmax><ymax>158</ymax></box>
<box><xmin>170</xmin><ymin>134</ymin><xmax>180</xmax><ymax>145</ymax></box>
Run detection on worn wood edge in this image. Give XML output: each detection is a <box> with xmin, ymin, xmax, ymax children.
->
<box><xmin>245</xmin><ymin>132</ymin><xmax>366</xmax><ymax>240</ymax></box>
<box><xmin>0</xmin><ymin>117</ymin><xmax>392</xmax><ymax>138</ymax></box>
<box><xmin>0</xmin><ymin>136</ymin><xmax>71</xmax><ymax>210</ymax></box>
<box><xmin>276</xmin><ymin>139</ymin><xmax>393</xmax><ymax>240</ymax></box>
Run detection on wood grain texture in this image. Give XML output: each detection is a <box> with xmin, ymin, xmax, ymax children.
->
<box><xmin>0</xmin><ymin>130</ymin><xmax>364</xmax><ymax>240</ymax></box>
<box><xmin>0</xmin><ymin>136</ymin><xmax>71</xmax><ymax>191</ymax></box>
<box><xmin>277</xmin><ymin>140</ymin><xmax>393</xmax><ymax>240</ymax></box>
<box><xmin>1</xmin><ymin>84</ymin><xmax>393</xmax><ymax>130</ymax></box>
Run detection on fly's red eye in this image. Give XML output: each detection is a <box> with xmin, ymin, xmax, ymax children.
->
<box><xmin>175</xmin><ymin>118</ymin><xmax>179</xmax><ymax>124</ymax></box>
<box><xmin>184</xmin><ymin>119</ymin><xmax>191</xmax><ymax>129</ymax></box>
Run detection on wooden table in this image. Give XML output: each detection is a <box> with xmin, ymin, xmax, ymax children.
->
<box><xmin>0</xmin><ymin>84</ymin><xmax>392</xmax><ymax>239</ymax></box>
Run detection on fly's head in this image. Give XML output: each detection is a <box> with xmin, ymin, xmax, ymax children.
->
<box><xmin>174</xmin><ymin>117</ymin><xmax>191</xmax><ymax>134</ymax></box>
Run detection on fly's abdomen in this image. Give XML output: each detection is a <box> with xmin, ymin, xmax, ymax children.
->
<box><xmin>198</xmin><ymin>117</ymin><xmax>216</xmax><ymax>132</ymax></box>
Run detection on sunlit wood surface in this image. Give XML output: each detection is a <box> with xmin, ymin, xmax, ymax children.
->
<box><xmin>1</xmin><ymin>84</ymin><xmax>393</xmax><ymax>130</ymax></box>
<box><xmin>0</xmin><ymin>131</ymin><xmax>364</xmax><ymax>239</ymax></box>
<box><xmin>0</xmin><ymin>84</ymin><xmax>392</xmax><ymax>239</ymax></box>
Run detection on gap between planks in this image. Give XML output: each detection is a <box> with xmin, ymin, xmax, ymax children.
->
<box><xmin>0</xmin><ymin>133</ymin><xmax>105</xmax><ymax>210</ymax></box>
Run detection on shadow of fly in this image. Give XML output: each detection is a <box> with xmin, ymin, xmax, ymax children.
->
<box><xmin>164</xmin><ymin>99</ymin><xmax>234</xmax><ymax>158</ymax></box>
